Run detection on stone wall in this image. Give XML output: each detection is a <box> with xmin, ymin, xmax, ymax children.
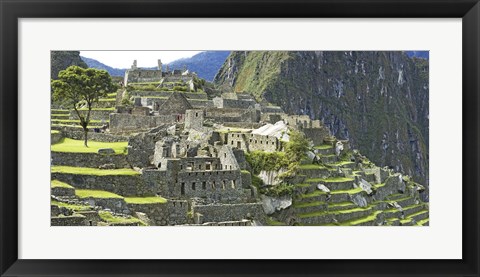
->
<box><xmin>51</xmin><ymin>173</ymin><xmax>156</xmax><ymax>197</ymax></box>
<box><xmin>213</xmin><ymin>97</ymin><xmax>256</xmax><ymax>109</ymax></box>
<box><xmin>70</xmin><ymin>109</ymin><xmax>113</xmax><ymax>121</ymax></box>
<box><xmin>64</xmin><ymin>130</ymin><xmax>129</xmax><ymax>142</ymax></box>
<box><xmin>51</xmin><ymin>186</ymin><xmax>75</xmax><ymax>197</ymax></box>
<box><xmin>205</xmin><ymin>107</ymin><xmax>259</xmax><ymax>123</ymax></box>
<box><xmin>185</xmin><ymin>109</ymin><xmax>204</xmax><ymax>130</ymax></box>
<box><xmin>109</xmin><ymin>113</ymin><xmax>175</xmax><ymax>133</ymax></box>
<box><xmin>222</xmin><ymin>122</ymin><xmax>263</xmax><ymax>129</ymax></box>
<box><xmin>303</xmin><ymin>127</ymin><xmax>330</xmax><ymax>146</ymax></box>
<box><xmin>128</xmin><ymin>202</ymin><xmax>168</xmax><ymax>225</ymax></box>
<box><xmin>218</xmin><ymin>145</ymin><xmax>240</xmax><ymax>170</ymax></box>
<box><xmin>51</xmin><ymin>214</ymin><xmax>87</xmax><ymax>226</ymax></box>
<box><xmin>83</xmin><ymin>197</ymin><xmax>130</xmax><ymax>214</ymax></box>
<box><xmin>225</xmin><ymin>132</ymin><xmax>280</xmax><ymax>152</ymax></box>
<box><xmin>125</xmin><ymin>68</ymin><xmax>162</xmax><ymax>85</ymax></box>
<box><xmin>51</xmin><ymin>131</ymin><xmax>63</xmax><ymax>144</ymax></box>
<box><xmin>167</xmin><ymin>200</ymin><xmax>189</xmax><ymax>225</ymax></box>
<box><xmin>51</xmin><ymin>152</ymin><xmax>130</xmax><ymax>168</ymax></box>
<box><xmin>192</xmin><ymin>202</ymin><xmax>263</xmax><ymax>223</ymax></box>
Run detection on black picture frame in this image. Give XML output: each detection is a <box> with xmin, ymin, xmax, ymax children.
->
<box><xmin>1</xmin><ymin>0</ymin><xmax>479</xmax><ymax>276</ymax></box>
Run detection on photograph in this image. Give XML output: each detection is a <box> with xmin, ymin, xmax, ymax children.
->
<box><xmin>50</xmin><ymin>50</ymin><xmax>429</xmax><ymax>227</ymax></box>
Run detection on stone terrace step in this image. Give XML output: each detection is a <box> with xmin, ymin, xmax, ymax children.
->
<box><xmin>51</xmin><ymin>114</ymin><xmax>71</xmax><ymax>119</ymax></box>
<box><xmin>313</xmin><ymin>145</ymin><xmax>335</xmax><ymax>156</ymax></box>
<box><xmin>51</xmin><ymin>109</ymin><xmax>70</xmax><ymax>114</ymax></box>
<box><xmin>298</xmin><ymin>206</ymin><xmax>373</xmax><ymax>225</ymax></box>
<box><xmin>305</xmin><ymin>177</ymin><xmax>355</xmax><ymax>191</ymax></box>
<box><xmin>320</xmin><ymin>154</ymin><xmax>338</xmax><ymax>164</ymax></box>
<box><xmin>336</xmin><ymin>210</ymin><xmax>383</xmax><ymax>226</ymax></box>
<box><xmin>408</xmin><ymin>210</ymin><xmax>429</xmax><ymax>222</ymax></box>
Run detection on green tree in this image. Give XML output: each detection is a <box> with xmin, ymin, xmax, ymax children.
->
<box><xmin>51</xmin><ymin>66</ymin><xmax>117</xmax><ymax>147</ymax></box>
<box><xmin>285</xmin><ymin>130</ymin><xmax>310</xmax><ymax>165</ymax></box>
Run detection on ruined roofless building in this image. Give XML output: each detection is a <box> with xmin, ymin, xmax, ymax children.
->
<box><xmin>124</xmin><ymin>59</ymin><xmax>163</xmax><ymax>86</ymax></box>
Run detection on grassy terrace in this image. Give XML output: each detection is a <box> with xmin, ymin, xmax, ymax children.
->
<box><xmin>52</xmin><ymin>124</ymin><xmax>103</xmax><ymax>129</ymax></box>
<box><xmin>77</xmin><ymin>107</ymin><xmax>115</xmax><ymax>111</ymax></box>
<box><xmin>51</xmin><ymin>138</ymin><xmax>128</xmax><ymax>154</ymax></box>
<box><xmin>76</xmin><ymin>189</ymin><xmax>123</xmax><ymax>199</ymax></box>
<box><xmin>107</xmin><ymin>92</ymin><xmax>118</xmax><ymax>97</ymax></box>
<box><xmin>51</xmin><ymin>200</ymin><xmax>92</xmax><ymax>211</ymax></box>
<box><xmin>51</xmin><ymin>130</ymin><xmax>60</xmax><ymax>134</ymax></box>
<box><xmin>328</xmin><ymin>161</ymin><xmax>354</xmax><ymax>167</ymax></box>
<box><xmin>293</xmin><ymin>201</ymin><xmax>325</xmax><ymax>208</ymax></box>
<box><xmin>98</xmin><ymin>211</ymin><xmax>146</xmax><ymax>226</ymax></box>
<box><xmin>305</xmin><ymin>177</ymin><xmax>354</xmax><ymax>183</ymax></box>
<box><xmin>416</xmin><ymin>218</ymin><xmax>429</xmax><ymax>226</ymax></box>
<box><xmin>299</xmin><ymin>206</ymin><xmax>372</xmax><ymax>218</ymax></box>
<box><xmin>298</xmin><ymin>164</ymin><xmax>326</xmax><ymax>170</ymax></box>
<box><xmin>125</xmin><ymin>196</ymin><xmax>167</xmax><ymax>204</ymax></box>
<box><xmin>98</xmin><ymin>98</ymin><xmax>116</xmax><ymax>102</ymax></box>
<box><xmin>51</xmin><ymin>119</ymin><xmax>105</xmax><ymax>123</ymax></box>
<box><xmin>51</xmin><ymin>109</ymin><xmax>69</xmax><ymax>113</ymax></box>
<box><xmin>301</xmin><ymin>187</ymin><xmax>363</xmax><ymax>198</ymax></box>
<box><xmin>314</xmin><ymin>144</ymin><xmax>333</xmax><ymax>150</ymax></box>
<box><xmin>335</xmin><ymin>210</ymin><xmax>383</xmax><ymax>226</ymax></box>
<box><xmin>51</xmin><ymin>180</ymin><xmax>74</xmax><ymax>189</ymax></box>
<box><xmin>266</xmin><ymin>217</ymin><xmax>285</xmax><ymax>226</ymax></box>
<box><xmin>51</xmin><ymin>166</ymin><xmax>140</xmax><ymax>176</ymax></box>
<box><xmin>51</xmin><ymin>113</ymin><xmax>70</xmax><ymax>117</ymax></box>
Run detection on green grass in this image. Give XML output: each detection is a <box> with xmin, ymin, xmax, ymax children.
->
<box><xmin>51</xmin><ymin>119</ymin><xmax>104</xmax><ymax>124</ymax></box>
<box><xmin>298</xmin><ymin>164</ymin><xmax>326</xmax><ymax>170</ymax></box>
<box><xmin>52</xmin><ymin>124</ymin><xmax>104</xmax><ymax>129</ymax></box>
<box><xmin>51</xmin><ymin>180</ymin><xmax>74</xmax><ymax>189</ymax></box>
<box><xmin>305</xmin><ymin>177</ymin><xmax>354</xmax><ymax>183</ymax></box>
<box><xmin>406</xmin><ymin>210</ymin><xmax>429</xmax><ymax>219</ymax></box>
<box><xmin>293</xmin><ymin>201</ymin><xmax>325</xmax><ymax>208</ymax></box>
<box><xmin>51</xmin><ymin>200</ymin><xmax>92</xmax><ymax>211</ymax></box>
<box><xmin>51</xmin><ymin>138</ymin><xmax>128</xmax><ymax>154</ymax></box>
<box><xmin>51</xmin><ymin>109</ymin><xmax>69</xmax><ymax>113</ymax></box>
<box><xmin>107</xmin><ymin>92</ymin><xmax>117</xmax><ymax>97</ymax></box>
<box><xmin>51</xmin><ymin>113</ymin><xmax>70</xmax><ymax>117</ymax></box>
<box><xmin>299</xmin><ymin>206</ymin><xmax>372</xmax><ymax>218</ymax></box>
<box><xmin>336</xmin><ymin>211</ymin><xmax>382</xmax><ymax>226</ymax></box>
<box><xmin>124</xmin><ymin>196</ymin><xmax>167</xmax><ymax>204</ymax></box>
<box><xmin>51</xmin><ymin>130</ymin><xmax>60</xmax><ymax>134</ymax></box>
<box><xmin>98</xmin><ymin>211</ymin><xmax>146</xmax><ymax>226</ymax></box>
<box><xmin>76</xmin><ymin>189</ymin><xmax>124</xmax><ymax>199</ymax></box>
<box><xmin>77</xmin><ymin>107</ymin><xmax>115</xmax><ymax>111</ymax></box>
<box><xmin>328</xmin><ymin>161</ymin><xmax>354</xmax><ymax>167</ymax></box>
<box><xmin>266</xmin><ymin>217</ymin><xmax>286</xmax><ymax>226</ymax></box>
<box><xmin>416</xmin><ymin>218</ymin><xmax>429</xmax><ymax>226</ymax></box>
<box><xmin>314</xmin><ymin>144</ymin><xmax>333</xmax><ymax>150</ymax></box>
<box><xmin>51</xmin><ymin>166</ymin><xmax>140</xmax><ymax>176</ymax></box>
<box><xmin>301</xmin><ymin>187</ymin><xmax>363</xmax><ymax>198</ymax></box>
<box><xmin>98</xmin><ymin>98</ymin><xmax>116</xmax><ymax>102</ymax></box>
<box><xmin>328</xmin><ymin>201</ymin><xmax>355</xmax><ymax>208</ymax></box>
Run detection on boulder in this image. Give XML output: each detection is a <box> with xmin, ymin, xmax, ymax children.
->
<box><xmin>98</xmin><ymin>148</ymin><xmax>115</xmax><ymax>155</ymax></box>
<box><xmin>99</xmin><ymin>163</ymin><xmax>116</xmax><ymax>170</ymax></box>
<box><xmin>261</xmin><ymin>195</ymin><xmax>292</xmax><ymax>215</ymax></box>
<box><xmin>316</xmin><ymin>184</ymin><xmax>331</xmax><ymax>194</ymax></box>
<box><xmin>358</xmin><ymin>179</ymin><xmax>373</xmax><ymax>195</ymax></box>
<box><xmin>350</xmin><ymin>193</ymin><xmax>368</xmax><ymax>207</ymax></box>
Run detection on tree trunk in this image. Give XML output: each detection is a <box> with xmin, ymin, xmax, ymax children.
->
<box><xmin>84</xmin><ymin>128</ymin><xmax>88</xmax><ymax>147</ymax></box>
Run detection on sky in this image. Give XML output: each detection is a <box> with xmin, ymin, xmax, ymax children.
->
<box><xmin>79</xmin><ymin>51</ymin><xmax>203</xmax><ymax>68</ymax></box>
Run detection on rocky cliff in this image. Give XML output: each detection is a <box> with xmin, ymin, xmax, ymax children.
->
<box><xmin>51</xmin><ymin>51</ymin><xmax>88</xmax><ymax>79</ymax></box>
<box><xmin>214</xmin><ymin>51</ymin><xmax>429</xmax><ymax>197</ymax></box>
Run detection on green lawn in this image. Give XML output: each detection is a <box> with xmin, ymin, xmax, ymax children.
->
<box><xmin>107</xmin><ymin>92</ymin><xmax>118</xmax><ymax>97</ymax></box>
<box><xmin>76</xmin><ymin>189</ymin><xmax>124</xmax><ymax>199</ymax></box>
<box><xmin>98</xmin><ymin>98</ymin><xmax>116</xmax><ymax>102</ymax></box>
<box><xmin>51</xmin><ymin>113</ymin><xmax>70</xmax><ymax>117</ymax></box>
<box><xmin>124</xmin><ymin>196</ymin><xmax>167</xmax><ymax>204</ymax></box>
<box><xmin>51</xmin><ymin>119</ymin><xmax>104</xmax><ymax>124</ymax></box>
<box><xmin>98</xmin><ymin>211</ymin><xmax>146</xmax><ymax>225</ymax></box>
<box><xmin>314</xmin><ymin>144</ymin><xmax>333</xmax><ymax>150</ymax></box>
<box><xmin>51</xmin><ymin>130</ymin><xmax>60</xmax><ymax>134</ymax></box>
<box><xmin>298</xmin><ymin>164</ymin><xmax>326</xmax><ymax>170</ymax></box>
<box><xmin>51</xmin><ymin>180</ymin><xmax>74</xmax><ymax>189</ymax></box>
<box><xmin>51</xmin><ymin>138</ymin><xmax>128</xmax><ymax>154</ymax></box>
<box><xmin>51</xmin><ymin>200</ymin><xmax>92</xmax><ymax>211</ymax></box>
<box><xmin>301</xmin><ymin>187</ymin><xmax>363</xmax><ymax>198</ymax></box>
<box><xmin>51</xmin><ymin>109</ymin><xmax>69</xmax><ymax>113</ymax></box>
<box><xmin>306</xmin><ymin>177</ymin><xmax>354</xmax><ymax>183</ymax></box>
<box><xmin>77</xmin><ymin>107</ymin><xmax>115</xmax><ymax>111</ymax></box>
<box><xmin>51</xmin><ymin>166</ymin><xmax>140</xmax><ymax>176</ymax></box>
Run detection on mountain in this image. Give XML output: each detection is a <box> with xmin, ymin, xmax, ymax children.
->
<box><xmin>214</xmin><ymin>51</ymin><xmax>429</xmax><ymax>198</ymax></box>
<box><xmin>167</xmin><ymin>51</ymin><xmax>230</xmax><ymax>81</ymax></box>
<box><xmin>405</xmin><ymin>51</ymin><xmax>429</xmax><ymax>59</ymax></box>
<box><xmin>81</xmin><ymin>51</ymin><xmax>230</xmax><ymax>81</ymax></box>
<box><xmin>80</xmin><ymin>56</ymin><xmax>127</xmax><ymax>77</ymax></box>
<box><xmin>51</xmin><ymin>51</ymin><xmax>88</xmax><ymax>79</ymax></box>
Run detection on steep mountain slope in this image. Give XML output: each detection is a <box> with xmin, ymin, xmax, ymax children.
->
<box><xmin>51</xmin><ymin>51</ymin><xmax>88</xmax><ymax>79</ymax></box>
<box><xmin>167</xmin><ymin>51</ymin><xmax>230</xmax><ymax>81</ymax></box>
<box><xmin>82</xmin><ymin>51</ymin><xmax>230</xmax><ymax>81</ymax></box>
<box><xmin>80</xmin><ymin>56</ymin><xmax>126</xmax><ymax>77</ymax></box>
<box><xmin>214</xmin><ymin>51</ymin><xmax>429</xmax><ymax>196</ymax></box>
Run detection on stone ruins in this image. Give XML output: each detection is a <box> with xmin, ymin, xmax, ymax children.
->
<box><xmin>51</xmin><ymin>60</ymin><xmax>429</xmax><ymax>226</ymax></box>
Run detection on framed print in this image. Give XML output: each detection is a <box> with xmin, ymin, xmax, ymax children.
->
<box><xmin>1</xmin><ymin>0</ymin><xmax>479</xmax><ymax>276</ymax></box>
